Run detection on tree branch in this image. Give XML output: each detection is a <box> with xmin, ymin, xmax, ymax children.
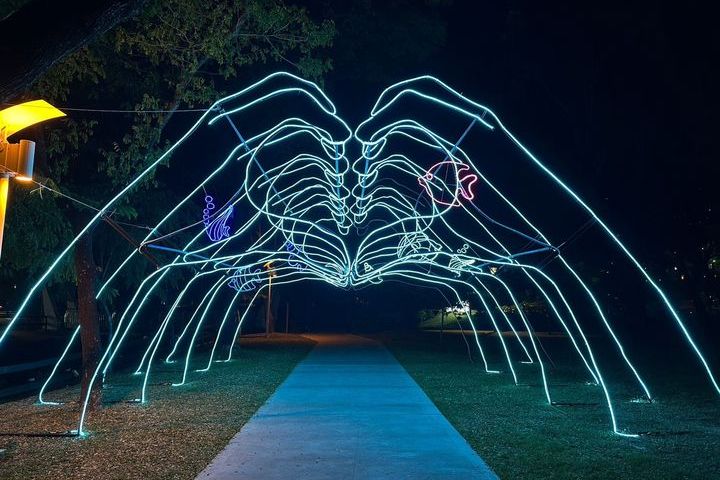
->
<box><xmin>0</xmin><ymin>0</ymin><xmax>149</xmax><ymax>102</ymax></box>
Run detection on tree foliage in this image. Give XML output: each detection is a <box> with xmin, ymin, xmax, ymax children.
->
<box><xmin>3</xmin><ymin>0</ymin><xmax>334</xmax><ymax>297</ymax></box>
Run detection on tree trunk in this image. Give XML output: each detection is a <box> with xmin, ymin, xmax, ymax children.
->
<box><xmin>74</xmin><ymin>229</ymin><xmax>101</xmax><ymax>410</ymax></box>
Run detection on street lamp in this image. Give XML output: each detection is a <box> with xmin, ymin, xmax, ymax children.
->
<box><xmin>263</xmin><ymin>261</ymin><xmax>277</xmax><ymax>337</ymax></box>
<box><xmin>0</xmin><ymin>100</ymin><xmax>65</xmax><ymax>259</ymax></box>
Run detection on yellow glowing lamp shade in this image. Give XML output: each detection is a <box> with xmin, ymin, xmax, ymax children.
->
<box><xmin>0</xmin><ymin>100</ymin><xmax>65</xmax><ymax>138</ymax></box>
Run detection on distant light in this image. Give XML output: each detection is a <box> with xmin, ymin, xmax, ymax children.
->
<box><xmin>14</xmin><ymin>175</ymin><xmax>33</xmax><ymax>182</ymax></box>
<box><xmin>446</xmin><ymin>300</ymin><xmax>470</xmax><ymax>315</ymax></box>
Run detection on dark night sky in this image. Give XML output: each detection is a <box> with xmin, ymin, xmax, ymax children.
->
<box><xmin>319</xmin><ymin>0</ymin><xmax>718</xmax><ymax>256</ymax></box>
<box><xmin>4</xmin><ymin>1</ymin><xmax>719</xmax><ymax>338</ymax></box>
<box><xmin>280</xmin><ymin>1</ymin><xmax>720</xmax><ymax>334</ymax></box>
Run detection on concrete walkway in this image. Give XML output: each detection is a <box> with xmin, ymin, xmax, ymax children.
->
<box><xmin>196</xmin><ymin>334</ymin><xmax>497</xmax><ymax>479</ymax></box>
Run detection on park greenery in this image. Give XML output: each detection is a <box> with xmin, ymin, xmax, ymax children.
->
<box><xmin>2</xmin><ymin>0</ymin><xmax>334</xmax><ymax>407</ymax></box>
<box><xmin>387</xmin><ymin>332</ymin><xmax>720</xmax><ymax>480</ymax></box>
<box><xmin>3</xmin><ymin>3</ymin><xmax>717</xmax><ymax>478</ymax></box>
<box><xmin>0</xmin><ymin>336</ymin><xmax>314</xmax><ymax>480</ymax></box>
<box><xmin>4</xmin><ymin>0</ymin><xmax>335</xmax><ymax>279</ymax></box>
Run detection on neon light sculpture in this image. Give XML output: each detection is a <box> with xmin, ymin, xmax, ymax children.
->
<box><xmin>227</xmin><ymin>266</ymin><xmax>262</xmax><ymax>292</ymax></box>
<box><xmin>285</xmin><ymin>241</ymin><xmax>306</xmax><ymax>270</ymax></box>
<box><xmin>0</xmin><ymin>72</ymin><xmax>717</xmax><ymax>438</ymax></box>
<box><xmin>418</xmin><ymin>160</ymin><xmax>477</xmax><ymax>206</ymax></box>
<box><xmin>202</xmin><ymin>194</ymin><xmax>233</xmax><ymax>241</ymax></box>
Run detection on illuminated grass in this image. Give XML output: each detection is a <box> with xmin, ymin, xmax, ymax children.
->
<box><xmin>385</xmin><ymin>333</ymin><xmax>720</xmax><ymax>480</ymax></box>
<box><xmin>0</xmin><ymin>335</ymin><xmax>314</xmax><ymax>480</ymax></box>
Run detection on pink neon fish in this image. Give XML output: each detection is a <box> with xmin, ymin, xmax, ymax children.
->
<box><xmin>418</xmin><ymin>161</ymin><xmax>478</xmax><ymax>207</ymax></box>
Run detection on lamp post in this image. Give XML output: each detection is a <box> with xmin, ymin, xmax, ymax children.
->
<box><xmin>0</xmin><ymin>174</ymin><xmax>9</xmax><ymax>258</ymax></box>
<box><xmin>264</xmin><ymin>261</ymin><xmax>276</xmax><ymax>337</ymax></box>
<box><xmin>0</xmin><ymin>100</ymin><xmax>65</xmax><ymax>259</ymax></box>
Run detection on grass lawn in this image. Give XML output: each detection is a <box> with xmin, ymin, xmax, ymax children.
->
<box><xmin>0</xmin><ymin>335</ymin><xmax>314</xmax><ymax>480</ymax></box>
<box><xmin>384</xmin><ymin>332</ymin><xmax>720</xmax><ymax>480</ymax></box>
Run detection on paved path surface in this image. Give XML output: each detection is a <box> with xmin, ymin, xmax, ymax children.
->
<box><xmin>196</xmin><ymin>334</ymin><xmax>497</xmax><ymax>479</ymax></box>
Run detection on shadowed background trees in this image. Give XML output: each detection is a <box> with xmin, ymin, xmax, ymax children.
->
<box><xmin>1</xmin><ymin>0</ymin><xmax>718</xmax><ymax>404</ymax></box>
<box><xmin>1</xmin><ymin>0</ymin><xmax>335</xmax><ymax>407</ymax></box>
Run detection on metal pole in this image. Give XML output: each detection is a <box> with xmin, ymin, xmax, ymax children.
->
<box><xmin>265</xmin><ymin>275</ymin><xmax>272</xmax><ymax>337</ymax></box>
<box><xmin>440</xmin><ymin>309</ymin><xmax>445</xmax><ymax>342</ymax></box>
<box><xmin>102</xmin><ymin>215</ymin><xmax>161</xmax><ymax>267</ymax></box>
<box><xmin>285</xmin><ymin>302</ymin><xmax>289</xmax><ymax>334</ymax></box>
<box><xmin>235</xmin><ymin>309</ymin><xmax>242</xmax><ymax>348</ymax></box>
<box><xmin>0</xmin><ymin>175</ymin><xmax>9</xmax><ymax>260</ymax></box>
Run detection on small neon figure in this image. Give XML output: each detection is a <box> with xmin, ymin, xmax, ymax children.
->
<box><xmin>418</xmin><ymin>160</ymin><xmax>478</xmax><ymax>207</ymax></box>
<box><xmin>202</xmin><ymin>194</ymin><xmax>233</xmax><ymax>242</ymax></box>
<box><xmin>285</xmin><ymin>241</ymin><xmax>306</xmax><ymax>270</ymax></box>
<box><xmin>227</xmin><ymin>267</ymin><xmax>262</xmax><ymax>292</ymax></box>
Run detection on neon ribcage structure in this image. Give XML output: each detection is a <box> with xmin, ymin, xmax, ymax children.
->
<box><xmin>1</xmin><ymin>72</ymin><xmax>717</xmax><ymax>436</ymax></box>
